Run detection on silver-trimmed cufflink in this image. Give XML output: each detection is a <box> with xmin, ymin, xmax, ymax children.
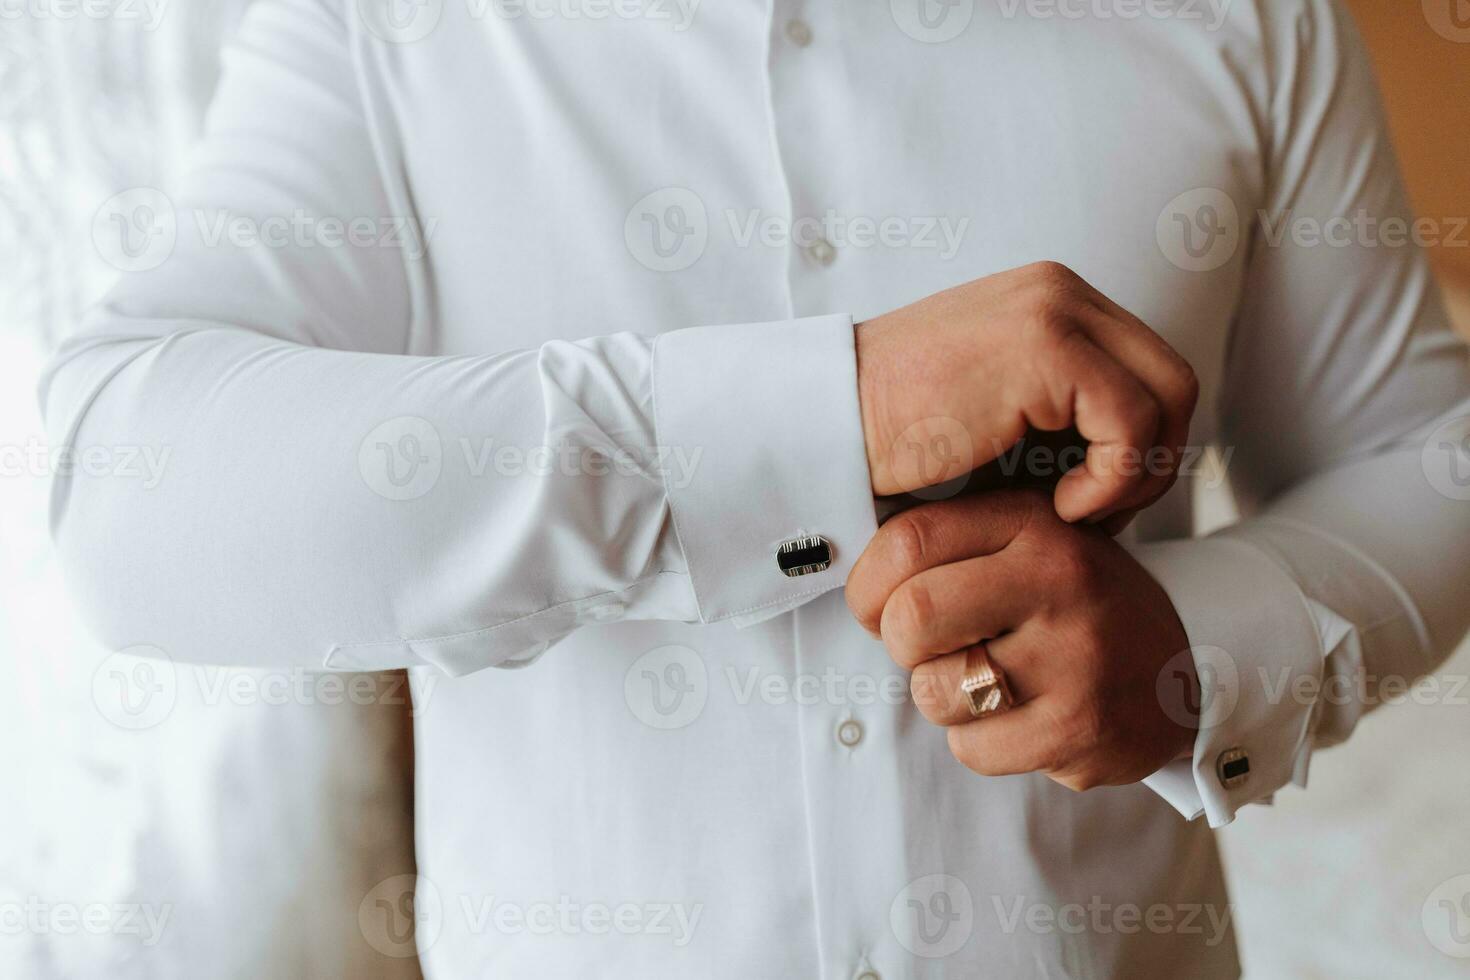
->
<box><xmin>776</xmin><ymin>534</ymin><xmax>832</xmax><ymax>577</ymax></box>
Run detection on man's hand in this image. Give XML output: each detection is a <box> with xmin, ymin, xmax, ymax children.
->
<box><xmin>856</xmin><ymin>261</ymin><xmax>1197</xmax><ymax>527</ymax></box>
<box><xmin>845</xmin><ymin>490</ymin><xmax>1197</xmax><ymax>792</ymax></box>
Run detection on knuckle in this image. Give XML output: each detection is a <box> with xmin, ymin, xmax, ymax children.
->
<box><xmin>1028</xmin><ymin>260</ymin><xmax>1080</xmax><ymax>290</ymax></box>
<box><xmin>886</xmin><ymin>580</ymin><xmax>936</xmax><ymax>652</ymax></box>
<box><xmin>1050</xmin><ymin>533</ymin><xmax>1103</xmax><ymax>589</ymax></box>
<box><xmin>1064</xmin><ymin>698</ymin><xmax>1107</xmax><ymax>749</ymax></box>
<box><xmin>883</xmin><ymin>510</ymin><xmax>934</xmax><ymax>578</ymax></box>
<box><xmin>845</xmin><ymin>585</ymin><xmax>878</xmax><ymax>633</ymax></box>
<box><xmin>909</xmin><ymin>666</ymin><xmax>950</xmax><ymax>721</ymax></box>
<box><xmin>1054</xmin><ymin>770</ymin><xmax>1104</xmax><ymax>794</ymax></box>
<box><xmin>947</xmin><ymin>727</ymin><xmax>988</xmax><ymax>775</ymax></box>
<box><xmin>1120</xmin><ymin>392</ymin><xmax>1161</xmax><ymax>441</ymax></box>
<box><xmin>1172</xmin><ymin>358</ymin><xmax>1200</xmax><ymax>412</ymax></box>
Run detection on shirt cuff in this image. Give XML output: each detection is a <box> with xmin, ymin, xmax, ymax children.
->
<box><xmin>1132</xmin><ymin>535</ymin><xmax>1329</xmax><ymax>828</ymax></box>
<box><xmin>651</xmin><ymin>314</ymin><xmax>879</xmax><ymax>625</ymax></box>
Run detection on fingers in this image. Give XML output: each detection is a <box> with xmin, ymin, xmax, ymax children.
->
<box><xmin>1071</xmin><ymin>299</ymin><xmax>1198</xmax><ymax>522</ymax></box>
<box><xmin>845</xmin><ymin>491</ymin><xmax>1044</xmax><ymax>636</ymax></box>
<box><xmin>909</xmin><ymin>633</ymin><xmax>1038</xmax><ymax>726</ymax></box>
<box><xmin>917</xmin><ymin>632</ymin><xmax>1068</xmax><ymax>779</ymax></box>
<box><xmin>945</xmin><ymin>702</ymin><xmax>1064</xmax><ymax>778</ymax></box>
<box><xmin>1044</xmin><ymin>330</ymin><xmax>1162</xmax><ymax>523</ymax></box>
<box><xmin>878</xmin><ymin>550</ymin><xmax>1042</xmax><ymax>669</ymax></box>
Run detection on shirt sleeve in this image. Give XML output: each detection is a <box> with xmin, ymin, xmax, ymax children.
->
<box><xmin>1137</xmin><ymin>0</ymin><xmax>1470</xmax><ymax>827</ymax></box>
<box><xmin>40</xmin><ymin>0</ymin><xmax>877</xmax><ymax>677</ymax></box>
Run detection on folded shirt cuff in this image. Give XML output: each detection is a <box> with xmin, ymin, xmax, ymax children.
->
<box><xmin>651</xmin><ymin>314</ymin><xmax>879</xmax><ymax>624</ymax></box>
<box><xmin>1132</xmin><ymin>535</ymin><xmax>1329</xmax><ymax>828</ymax></box>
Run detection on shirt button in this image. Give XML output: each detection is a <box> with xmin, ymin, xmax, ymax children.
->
<box><xmin>785</xmin><ymin>18</ymin><xmax>813</xmax><ymax>47</ymax></box>
<box><xmin>806</xmin><ymin>238</ymin><xmax>837</xmax><ymax>266</ymax></box>
<box><xmin>836</xmin><ymin>719</ymin><xmax>864</xmax><ymax>747</ymax></box>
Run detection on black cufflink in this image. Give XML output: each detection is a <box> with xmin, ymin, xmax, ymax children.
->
<box><xmin>776</xmin><ymin>534</ymin><xmax>832</xmax><ymax>577</ymax></box>
<box><xmin>1216</xmin><ymin>747</ymin><xmax>1249</xmax><ymax>789</ymax></box>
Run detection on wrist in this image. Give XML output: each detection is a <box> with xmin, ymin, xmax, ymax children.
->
<box><xmin>854</xmin><ymin>317</ymin><xmax>896</xmax><ymax>495</ymax></box>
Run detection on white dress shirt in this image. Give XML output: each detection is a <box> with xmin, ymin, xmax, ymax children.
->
<box><xmin>43</xmin><ymin>0</ymin><xmax>1470</xmax><ymax>976</ymax></box>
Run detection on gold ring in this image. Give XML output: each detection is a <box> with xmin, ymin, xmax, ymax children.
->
<box><xmin>960</xmin><ymin>642</ymin><xmax>1013</xmax><ymax>719</ymax></box>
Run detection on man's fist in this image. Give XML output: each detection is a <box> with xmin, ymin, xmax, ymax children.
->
<box><xmin>856</xmin><ymin>261</ymin><xmax>1198</xmax><ymax>527</ymax></box>
<box><xmin>846</xmin><ymin>490</ymin><xmax>1198</xmax><ymax>792</ymax></box>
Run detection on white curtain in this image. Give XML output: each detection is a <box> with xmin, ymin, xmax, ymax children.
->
<box><xmin>0</xmin><ymin>7</ymin><xmax>419</xmax><ymax>978</ymax></box>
